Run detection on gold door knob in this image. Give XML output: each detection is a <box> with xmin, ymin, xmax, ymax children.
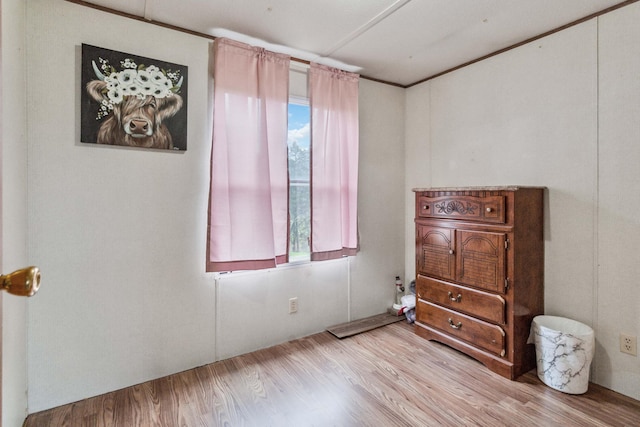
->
<box><xmin>1</xmin><ymin>266</ymin><xmax>41</xmax><ymax>297</ymax></box>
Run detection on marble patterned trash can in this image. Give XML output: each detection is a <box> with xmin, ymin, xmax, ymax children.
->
<box><xmin>529</xmin><ymin>315</ymin><xmax>595</xmax><ymax>394</ymax></box>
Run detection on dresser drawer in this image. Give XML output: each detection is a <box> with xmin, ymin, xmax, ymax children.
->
<box><xmin>416</xmin><ymin>300</ymin><xmax>506</xmax><ymax>357</ymax></box>
<box><xmin>417</xmin><ymin>194</ymin><xmax>505</xmax><ymax>224</ymax></box>
<box><xmin>416</xmin><ymin>275</ymin><xmax>505</xmax><ymax>324</ymax></box>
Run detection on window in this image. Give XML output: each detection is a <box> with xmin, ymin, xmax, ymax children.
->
<box><xmin>207</xmin><ymin>39</ymin><xmax>359</xmax><ymax>273</ymax></box>
<box><xmin>287</xmin><ymin>100</ymin><xmax>310</xmax><ymax>261</ymax></box>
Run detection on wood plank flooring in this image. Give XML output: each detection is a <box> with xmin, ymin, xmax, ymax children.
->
<box><xmin>25</xmin><ymin>322</ymin><xmax>640</xmax><ymax>426</ymax></box>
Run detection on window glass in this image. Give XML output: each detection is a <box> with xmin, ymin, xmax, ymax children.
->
<box><xmin>288</xmin><ymin>101</ymin><xmax>310</xmax><ymax>261</ymax></box>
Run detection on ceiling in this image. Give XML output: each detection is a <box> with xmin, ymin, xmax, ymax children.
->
<box><xmin>79</xmin><ymin>0</ymin><xmax>630</xmax><ymax>87</ymax></box>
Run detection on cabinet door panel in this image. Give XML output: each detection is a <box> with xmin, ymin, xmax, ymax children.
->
<box><xmin>417</xmin><ymin>225</ymin><xmax>455</xmax><ymax>280</ymax></box>
<box><xmin>456</xmin><ymin>230</ymin><xmax>506</xmax><ymax>293</ymax></box>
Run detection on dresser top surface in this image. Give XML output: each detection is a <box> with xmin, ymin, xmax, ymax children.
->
<box><xmin>412</xmin><ymin>186</ymin><xmax>545</xmax><ymax>192</ymax></box>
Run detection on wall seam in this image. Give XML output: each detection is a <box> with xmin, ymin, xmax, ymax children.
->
<box><xmin>592</xmin><ymin>15</ymin><xmax>601</xmax><ymax>384</ymax></box>
<box><xmin>347</xmin><ymin>257</ymin><xmax>351</xmax><ymax>322</ymax></box>
<box><xmin>22</xmin><ymin>0</ymin><xmax>32</xmax><ymax>418</ymax></box>
<box><xmin>213</xmin><ymin>275</ymin><xmax>220</xmax><ymax>362</ymax></box>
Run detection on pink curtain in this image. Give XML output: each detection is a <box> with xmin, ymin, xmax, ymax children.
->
<box><xmin>207</xmin><ymin>38</ymin><xmax>290</xmax><ymax>272</ymax></box>
<box><xmin>309</xmin><ymin>63</ymin><xmax>360</xmax><ymax>261</ymax></box>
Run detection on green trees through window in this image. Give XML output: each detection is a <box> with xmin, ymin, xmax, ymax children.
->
<box><xmin>288</xmin><ymin>102</ymin><xmax>310</xmax><ymax>260</ymax></box>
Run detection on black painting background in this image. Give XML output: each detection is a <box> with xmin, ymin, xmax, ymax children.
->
<box><xmin>80</xmin><ymin>44</ymin><xmax>189</xmax><ymax>151</ymax></box>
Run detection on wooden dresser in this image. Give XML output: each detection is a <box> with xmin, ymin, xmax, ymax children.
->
<box><xmin>413</xmin><ymin>186</ymin><xmax>544</xmax><ymax>380</ymax></box>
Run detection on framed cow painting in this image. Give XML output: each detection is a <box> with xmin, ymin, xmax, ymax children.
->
<box><xmin>80</xmin><ymin>44</ymin><xmax>188</xmax><ymax>151</ymax></box>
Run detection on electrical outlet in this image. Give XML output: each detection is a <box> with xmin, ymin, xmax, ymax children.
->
<box><xmin>289</xmin><ymin>297</ymin><xmax>298</xmax><ymax>314</ymax></box>
<box><xmin>620</xmin><ymin>334</ymin><xmax>637</xmax><ymax>356</ymax></box>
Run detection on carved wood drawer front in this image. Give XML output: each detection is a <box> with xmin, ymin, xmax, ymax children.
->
<box><xmin>416</xmin><ymin>275</ymin><xmax>505</xmax><ymax>324</ymax></box>
<box><xmin>417</xmin><ymin>300</ymin><xmax>506</xmax><ymax>357</ymax></box>
<box><xmin>417</xmin><ymin>195</ymin><xmax>505</xmax><ymax>224</ymax></box>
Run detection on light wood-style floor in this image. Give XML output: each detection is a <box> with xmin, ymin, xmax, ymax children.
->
<box><xmin>25</xmin><ymin>321</ymin><xmax>640</xmax><ymax>426</ymax></box>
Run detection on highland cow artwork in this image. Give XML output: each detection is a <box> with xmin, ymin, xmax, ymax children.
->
<box><xmin>81</xmin><ymin>44</ymin><xmax>188</xmax><ymax>151</ymax></box>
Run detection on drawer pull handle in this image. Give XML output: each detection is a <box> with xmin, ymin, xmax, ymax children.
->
<box><xmin>448</xmin><ymin>318</ymin><xmax>462</xmax><ymax>329</ymax></box>
<box><xmin>486</xmin><ymin>207</ymin><xmax>493</xmax><ymax>213</ymax></box>
<box><xmin>423</xmin><ymin>205</ymin><xmax>429</xmax><ymax>210</ymax></box>
<box><xmin>448</xmin><ymin>249</ymin><xmax>454</xmax><ymax>255</ymax></box>
<box><xmin>447</xmin><ymin>291</ymin><xmax>462</xmax><ymax>302</ymax></box>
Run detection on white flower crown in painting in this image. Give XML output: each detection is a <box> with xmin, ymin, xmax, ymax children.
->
<box><xmin>92</xmin><ymin>57</ymin><xmax>184</xmax><ymax>120</ymax></box>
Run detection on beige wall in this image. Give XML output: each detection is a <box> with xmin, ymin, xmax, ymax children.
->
<box><xmin>597</xmin><ymin>3</ymin><xmax>640</xmax><ymax>398</ymax></box>
<box><xmin>405</xmin><ymin>2</ymin><xmax>640</xmax><ymax>400</ymax></box>
<box><xmin>2</xmin><ymin>0</ymin><xmax>30</xmax><ymax>425</ymax></box>
<box><xmin>351</xmin><ymin>78</ymin><xmax>406</xmax><ymax>320</ymax></box>
<box><xmin>25</xmin><ymin>0</ymin><xmax>405</xmax><ymax>413</ymax></box>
